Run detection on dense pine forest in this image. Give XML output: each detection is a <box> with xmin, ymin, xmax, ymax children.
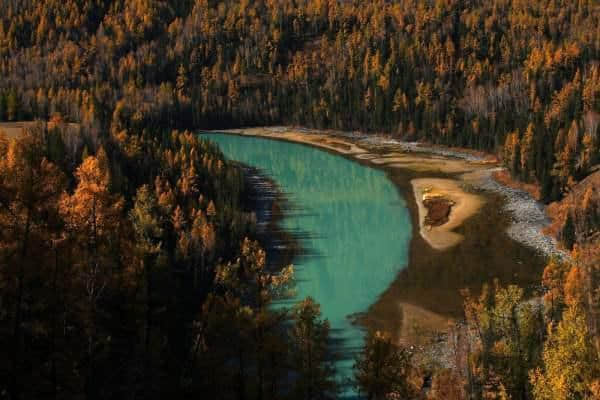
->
<box><xmin>0</xmin><ymin>0</ymin><xmax>599</xmax><ymax>399</ymax></box>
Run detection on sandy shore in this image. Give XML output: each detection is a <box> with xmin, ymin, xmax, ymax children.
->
<box><xmin>212</xmin><ymin>127</ymin><xmax>490</xmax><ymax>252</ymax></box>
<box><xmin>216</xmin><ymin>126</ymin><xmax>368</xmax><ymax>155</ymax></box>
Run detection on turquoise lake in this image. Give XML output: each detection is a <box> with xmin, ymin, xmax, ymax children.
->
<box><xmin>203</xmin><ymin>133</ymin><xmax>412</xmax><ymax>396</ymax></box>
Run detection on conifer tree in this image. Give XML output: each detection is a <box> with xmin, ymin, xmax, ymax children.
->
<box><xmin>531</xmin><ymin>306</ymin><xmax>600</xmax><ymax>400</ymax></box>
<box><xmin>561</xmin><ymin>212</ymin><xmax>576</xmax><ymax>250</ymax></box>
<box><xmin>130</xmin><ymin>185</ymin><xmax>164</xmax><ymax>354</ymax></box>
<box><xmin>6</xmin><ymin>90</ymin><xmax>18</xmax><ymax>121</ymax></box>
<box><xmin>520</xmin><ymin>123</ymin><xmax>536</xmax><ymax>181</ymax></box>
<box><xmin>290</xmin><ymin>297</ymin><xmax>337</xmax><ymax>400</ymax></box>
<box><xmin>354</xmin><ymin>331</ymin><xmax>415</xmax><ymax>400</ymax></box>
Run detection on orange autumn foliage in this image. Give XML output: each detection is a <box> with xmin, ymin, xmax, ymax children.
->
<box><xmin>564</xmin><ymin>266</ymin><xmax>585</xmax><ymax>308</ymax></box>
<box><xmin>59</xmin><ymin>152</ymin><xmax>124</xmax><ymax>240</ymax></box>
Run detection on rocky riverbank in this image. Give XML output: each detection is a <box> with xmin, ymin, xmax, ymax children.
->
<box><xmin>476</xmin><ymin>168</ymin><xmax>568</xmax><ymax>260</ymax></box>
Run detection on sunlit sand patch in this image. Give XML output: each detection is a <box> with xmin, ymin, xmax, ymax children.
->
<box><xmin>218</xmin><ymin>127</ymin><xmax>367</xmax><ymax>155</ymax></box>
<box><xmin>386</xmin><ymin>158</ymin><xmax>479</xmax><ymax>174</ymax></box>
<box><xmin>397</xmin><ymin>302</ymin><xmax>453</xmax><ymax>347</ymax></box>
<box><xmin>411</xmin><ymin>178</ymin><xmax>484</xmax><ymax>251</ymax></box>
<box><xmin>459</xmin><ymin>169</ymin><xmax>495</xmax><ymax>183</ymax></box>
<box><xmin>370</xmin><ymin>157</ymin><xmax>395</xmax><ymax>164</ymax></box>
<box><xmin>378</xmin><ymin>152</ymin><xmax>405</xmax><ymax>158</ymax></box>
<box><xmin>354</xmin><ymin>153</ymin><xmax>378</xmax><ymax>160</ymax></box>
<box><xmin>366</xmin><ymin>152</ymin><xmax>484</xmax><ymax>175</ymax></box>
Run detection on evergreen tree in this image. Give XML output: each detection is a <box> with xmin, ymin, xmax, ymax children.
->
<box><xmin>463</xmin><ymin>282</ymin><xmax>545</xmax><ymax>399</ymax></box>
<box><xmin>6</xmin><ymin>90</ymin><xmax>18</xmax><ymax>121</ymax></box>
<box><xmin>130</xmin><ymin>185</ymin><xmax>164</xmax><ymax>353</ymax></box>
<box><xmin>521</xmin><ymin>123</ymin><xmax>536</xmax><ymax>181</ymax></box>
<box><xmin>0</xmin><ymin>92</ymin><xmax>6</xmax><ymax>121</ymax></box>
<box><xmin>561</xmin><ymin>212</ymin><xmax>576</xmax><ymax>250</ymax></box>
<box><xmin>354</xmin><ymin>331</ymin><xmax>415</xmax><ymax>400</ymax></box>
<box><xmin>290</xmin><ymin>297</ymin><xmax>337</xmax><ymax>400</ymax></box>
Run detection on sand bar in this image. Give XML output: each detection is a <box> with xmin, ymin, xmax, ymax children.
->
<box><xmin>411</xmin><ymin>178</ymin><xmax>484</xmax><ymax>250</ymax></box>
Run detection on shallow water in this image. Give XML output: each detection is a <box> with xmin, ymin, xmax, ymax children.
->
<box><xmin>203</xmin><ymin>133</ymin><xmax>412</xmax><ymax>396</ymax></box>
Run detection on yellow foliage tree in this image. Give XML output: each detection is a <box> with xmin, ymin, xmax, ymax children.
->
<box><xmin>530</xmin><ymin>306</ymin><xmax>599</xmax><ymax>400</ymax></box>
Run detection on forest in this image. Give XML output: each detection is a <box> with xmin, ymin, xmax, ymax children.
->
<box><xmin>0</xmin><ymin>0</ymin><xmax>599</xmax><ymax>399</ymax></box>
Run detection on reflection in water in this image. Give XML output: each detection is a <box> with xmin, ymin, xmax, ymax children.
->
<box><xmin>203</xmin><ymin>133</ymin><xmax>412</xmax><ymax>396</ymax></box>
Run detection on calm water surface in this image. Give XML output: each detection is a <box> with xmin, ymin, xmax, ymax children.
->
<box><xmin>203</xmin><ymin>133</ymin><xmax>412</xmax><ymax>396</ymax></box>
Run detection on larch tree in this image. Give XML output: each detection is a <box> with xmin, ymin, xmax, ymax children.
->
<box><xmin>520</xmin><ymin>122</ymin><xmax>536</xmax><ymax>181</ymax></box>
<box><xmin>463</xmin><ymin>282</ymin><xmax>544</xmax><ymax>399</ymax></box>
<box><xmin>553</xmin><ymin>120</ymin><xmax>580</xmax><ymax>193</ymax></box>
<box><xmin>542</xmin><ymin>257</ymin><xmax>571</xmax><ymax>323</ymax></box>
<box><xmin>530</xmin><ymin>306</ymin><xmax>600</xmax><ymax>400</ymax></box>
<box><xmin>190</xmin><ymin>210</ymin><xmax>215</xmax><ymax>288</ymax></box>
<box><xmin>563</xmin><ymin>266</ymin><xmax>586</xmax><ymax>309</ymax></box>
<box><xmin>59</xmin><ymin>150</ymin><xmax>124</xmax><ymax>395</ymax></box>
<box><xmin>504</xmin><ymin>130</ymin><xmax>521</xmax><ymax>177</ymax></box>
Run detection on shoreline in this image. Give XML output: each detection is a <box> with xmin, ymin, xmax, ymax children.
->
<box><xmin>241</xmin><ymin>165</ymin><xmax>301</xmax><ymax>271</ymax></box>
<box><xmin>210</xmin><ymin>126</ymin><xmax>563</xmax><ymax>258</ymax></box>
<box><xmin>205</xmin><ymin>126</ymin><xmax>555</xmax><ymax>370</ymax></box>
<box><xmin>211</xmin><ymin>127</ymin><xmax>486</xmax><ymax>252</ymax></box>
